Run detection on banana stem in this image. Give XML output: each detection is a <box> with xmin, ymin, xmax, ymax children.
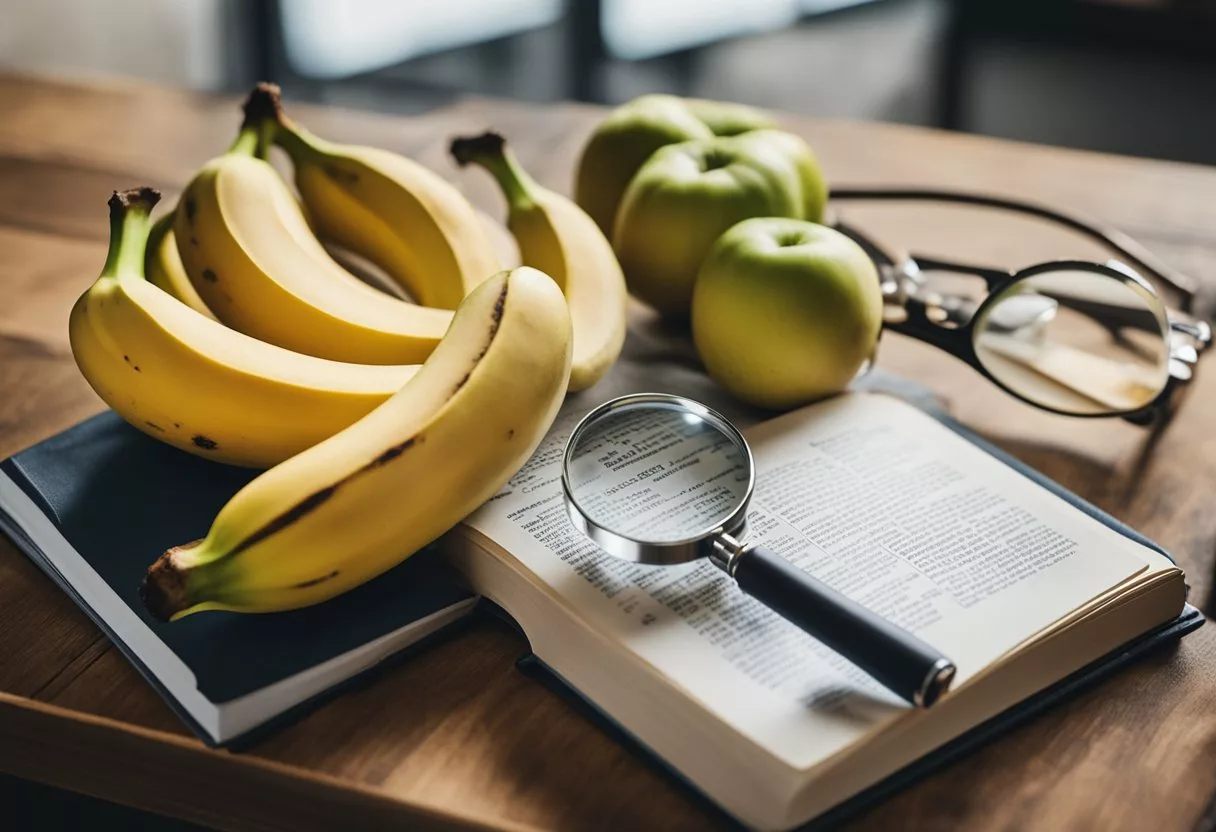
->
<box><xmin>240</xmin><ymin>81</ymin><xmax>290</xmax><ymax>159</ymax></box>
<box><xmin>239</xmin><ymin>80</ymin><xmax>332</xmax><ymax>164</ymax></box>
<box><xmin>255</xmin><ymin>118</ymin><xmax>276</xmax><ymax>159</ymax></box>
<box><xmin>272</xmin><ymin>121</ymin><xmax>325</xmax><ymax>163</ymax></box>
<box><xmin>102</xmin><ymin>188</ymin><xmax>160</xmax><ymax>279</ymax></box>
<box><xmin>449</xmin><ymin>131</ymin><xmax>537</xmax><ymax>213</ymax></box>
<box><xmin>227</xmin><ymin>123</ymin><xmax>264</xmax><ymax>158</ymax></box>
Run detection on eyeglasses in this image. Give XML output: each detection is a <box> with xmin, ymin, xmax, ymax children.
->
<box><xmin>829</xmin><ymin>188</ymin><xmax>1211</xmax><ymax>426</ymax></box>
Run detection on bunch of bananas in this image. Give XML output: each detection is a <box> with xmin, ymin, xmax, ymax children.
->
<box><xmin>69</xmin><ymin>84</ymin><xmax>628</xmax><ymax>619</ymax></box>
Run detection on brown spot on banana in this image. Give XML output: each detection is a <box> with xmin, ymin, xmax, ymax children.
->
<box><xmin>202</xmin><ymin>269</ymin><xmax>218</xmax><ymax>283</ymax></box>
<box><xmin>184</xmin><ymin>196</ymin><xmax>197</xmax><ymax>226</ymax></box>
<box><xmin>223</xmin><ymin>434</ymin><xmax>431</xmax><ymax>559</ymax></box>
<box><xmin>192</xmin><ymin>435</ymin><xmax>218</xmax><ymax>450</ymax></box>
<box><xmin>324</xmin><ymin>164</ymin><xmax>359</xmax><ymax>185</ymax></box>
<box><xmin>144</xmin><ymin>421</ymin><xmax>165</xmax><ymax>432</ymax></box>
<box><xmin>218</xmin><ymin>279</ymin><xmax>511</xmax><ymax>561</ymax></box>
<box><xmin>228</xmin><ymin>484</ymin><xmax>339</xmax><ymax>557</ymax></box>
<box><xmin>492</xmin><ymin>279</ymin><xmax>507</xmax><ymax>326</ymax></box>
<box><xmin>293</xmin><ymin>570</ymin><xmax>340</xmax><ymax>589</ymax></box>
<box><xmin>366</xmin><ymin>435</ymin><xmax>423</xmax><ymax>468</ymax></box>
<box><xmin>454</xmin><ymin>280</ymin><xmax>509</xmax><ymax>395</ymax></box>
<box><xmin>223</xmin><ymin>433</ymin><xmax>432</xmax><ymax>560</ymax></box>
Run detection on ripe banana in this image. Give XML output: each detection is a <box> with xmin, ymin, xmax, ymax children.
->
<box><xmin>146</xmin><ymin>210</ymin><xmax>216</xmax><ymax>320</ymax></box>
<box><xmin>255</xmin><ymin>83</ymin><xmax>499</xmax><ymax>309</ymax></box>
<box><xmin>70</xmin><ymin>188</ymin><xmax>420</xmax><ymax>468</ymax></box>
<box><xmin>176</xmin><ymin>110</ymin><xmax>454</xmax><ymax>364</ymax></box>
<box><xmin>451</xmin><ymin>131</ymin><xmax>626</xmax><ymax>392</ymax></box>
<box><xmin>140</xmin><ymin>266</ymin><xmax>572</xmax><ymax>619</ymax></box>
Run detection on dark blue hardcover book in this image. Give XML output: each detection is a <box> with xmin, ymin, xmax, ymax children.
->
<box><xmin>0</xmin><ymin>411</ymin><xmax>476</xmax><ymax>746</ymax></box>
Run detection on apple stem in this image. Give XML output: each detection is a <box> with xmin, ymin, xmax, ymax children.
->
<box><xmin>449</xmin><ymin>131</ymin><xmax>537</xmax><ymax>213</ymax></box>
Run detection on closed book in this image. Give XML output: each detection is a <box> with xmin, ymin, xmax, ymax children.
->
<box><xmin>0</xmin><ymin>412</ymin><xmax>476</xmax><ymax>746</ymax></box>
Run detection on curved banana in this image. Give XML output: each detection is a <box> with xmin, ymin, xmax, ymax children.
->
<box><xmin>451</xmin><ymin>131</ymin><xmax>626</xmax><ymax>392</ymax></box>
<box><xmin>254</xmin><ymin>83</ymin><xmax>499</xmax><ymax>309</ymax></box>
<box><xmin>146</xmin><ymin>129</ymin><xmax>279</xmax><ymax>322</ymax></box>
<box><xmin>70</xmin><ymin>188</ymin><xmax>420</xmax><ymax>468</ymax></box>
<box><xmin>176</xmin><ymin>114</ymin><xmax>454</xmax><ymax>365</ymax></box>
<box><xmin>140</xmin><ymin>266</ymin><xmax>572</xmax><ymax>619</ymax></box>
<box><xmin>146</xmin><ymin>211</ymin><xmax>217</xmax><ymax>320</ymax></box>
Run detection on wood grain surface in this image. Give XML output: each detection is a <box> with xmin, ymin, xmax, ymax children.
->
<box><xmin>2</xmin><ymin>71</ymin><xmax>1216</xmax><ymax>831</ymax></box>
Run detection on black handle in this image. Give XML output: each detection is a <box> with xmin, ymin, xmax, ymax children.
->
<box><xmin>732</xmin><ymin>545</ymin><xmax>955</xmax><ymax>707</ymax></box>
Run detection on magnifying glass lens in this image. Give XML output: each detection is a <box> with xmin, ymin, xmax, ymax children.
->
<box><xmin>562</xmin><ymin>394</ymin><xmax>956</xmax><ymax>708</ymax></box>
<box><xmin>565</xmin><ymin>402</ymin><xmax>751</xmax><ymax>544</ymax></box>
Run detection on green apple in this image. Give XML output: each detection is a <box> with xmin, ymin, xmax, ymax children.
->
<box><xmin>731</xmin><ymin>130</ymin><xmax>828</xmax><ymax>223</ymax></box>
<box><xmin>613</xmin><ymin>134</ymin><xmax>803</xmax><ymax>318</ymax></box>
<box><xmin>692</xmin><ymin>218</ymin><xmax>882</xmax><ymax>410</ymax></box>
<box><xmin>574</xmin><ymin>94</ymin><xmax>775</xmax><ymax>240</ymax></box>
<box><xmin>683</xmin><ymin>97</ymin><xmax>778</xmax><ymax>137</ymax></box>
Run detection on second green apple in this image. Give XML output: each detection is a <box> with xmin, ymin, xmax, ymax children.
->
<box><xmin>613</xmin><ymin>129</ymin><xmax>827</xmax><ymax>318</ymax></box>
<box><xmin>574</xmin><ymin>94</ymin><xmax>777</xmax><ymax>240</ymax></box>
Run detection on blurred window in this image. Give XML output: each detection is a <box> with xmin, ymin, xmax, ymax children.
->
<box><xmin>600</xmin><ymin>0</ymin><xmax>876</xmax><ymax>60</ymax></box>
<box><xmin>278</xmin><ymin>0</ymin><xmax>563</xmax><ymax>79</ymax></box>
<box><xmin>601</xmin><ymin>0</ymin><xmax>799</xmax><ymax>60</ymax></box>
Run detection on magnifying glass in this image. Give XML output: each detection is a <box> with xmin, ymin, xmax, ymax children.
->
<box><xmin>561</xmin><ymin>393</ymin><xmax>957</xmax><ymax>708</ymax></box>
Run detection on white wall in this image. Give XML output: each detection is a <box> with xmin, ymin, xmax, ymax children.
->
<box><xmin>0</xmin><ymin>0</ymin><xmax>227</xmax><ymax>89</ymax></box>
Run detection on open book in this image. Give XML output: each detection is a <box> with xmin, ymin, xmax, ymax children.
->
<box><xmin>444</xmin><ymin>390</ymin><xmax>1188</xmax><ymax>831</ymax></box>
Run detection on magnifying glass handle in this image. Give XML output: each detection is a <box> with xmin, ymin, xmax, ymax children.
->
<box><xmin>729</xmin><ymin>544</ymin><xmax>957</xmax><ymax>708</ymax></box>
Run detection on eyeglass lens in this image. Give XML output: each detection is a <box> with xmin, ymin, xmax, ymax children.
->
<box><xmin>972</xmin><ymin>269</ymin><xmax>1171</xmax><ymax>415</ymax></box>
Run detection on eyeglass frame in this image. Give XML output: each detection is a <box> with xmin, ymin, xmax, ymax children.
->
<box><xmin>827</xmin><ymin>188</ymin><xmax>1211</xmax><ymax>425</ymax></box>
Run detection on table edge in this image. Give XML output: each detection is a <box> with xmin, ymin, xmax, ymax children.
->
<box><xmin>0</xmin><ymin>691</ymin><xmax>538</xmax><ymax>832</ymax></box>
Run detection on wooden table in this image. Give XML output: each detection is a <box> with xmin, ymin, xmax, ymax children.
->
<box><xmin>3</xmin><ymin>72</ymin><xmax>1216</xmax><ymax>832</ymax></box>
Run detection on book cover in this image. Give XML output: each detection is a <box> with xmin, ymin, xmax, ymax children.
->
<box><xmin>0</xmin><ymin>411</ymin><xmax>476</xmax><ymax>744</ymax></box>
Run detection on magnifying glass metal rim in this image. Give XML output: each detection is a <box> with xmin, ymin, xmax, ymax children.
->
<box><xmin>560</xmin><ymin>391</ymin><xmax>958</xmax><ymax>708</ymax></box>
<box><xmin>561</xmin><ymin>393</ymin><xmax>755</xmax><ymax>567</ymax></box>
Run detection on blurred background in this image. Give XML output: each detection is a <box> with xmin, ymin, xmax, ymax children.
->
<box><xmin>1</xmin><ymin>0</ymin><xmax>1214</xmax><ymax>164</ymax></box>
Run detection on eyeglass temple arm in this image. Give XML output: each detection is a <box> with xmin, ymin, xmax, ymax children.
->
<box><xmin>829</xmin><ymin>220</ymin><xmax>969</xmax><ymax>331</ymax></box>
<box><xmin>836</xmin><ymin>220</ymin><xmax>1167</xmax><ymax>342</ymax></box>
<box><xmin>829</xmin><ymin>187</ymin><xmax>1199</xmax><ymax>313</ymax></box>
<box><xmin>903</xmin><ymin>255</ymin><xmax>1011</xmax><ymax>290</ymax></box>
<box><xmin>831</xmin><ymin>221</ymin><xmax>971</xmax><ymax>356</ymax></box>
<box><xmin>832</xmin><ymin>218</ymin><xmax>1010</xmax><ymax>310</ymax></box>
<box><xmin>831</xmin><ymin>218</ymin><xmax>899</xmax><ymax>271</ymax></box>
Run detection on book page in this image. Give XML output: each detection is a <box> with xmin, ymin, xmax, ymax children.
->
<box><xmin>464</xmin><ymin>392</ymin><xmax>1147</xmax><ymax>768</ymax></box>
